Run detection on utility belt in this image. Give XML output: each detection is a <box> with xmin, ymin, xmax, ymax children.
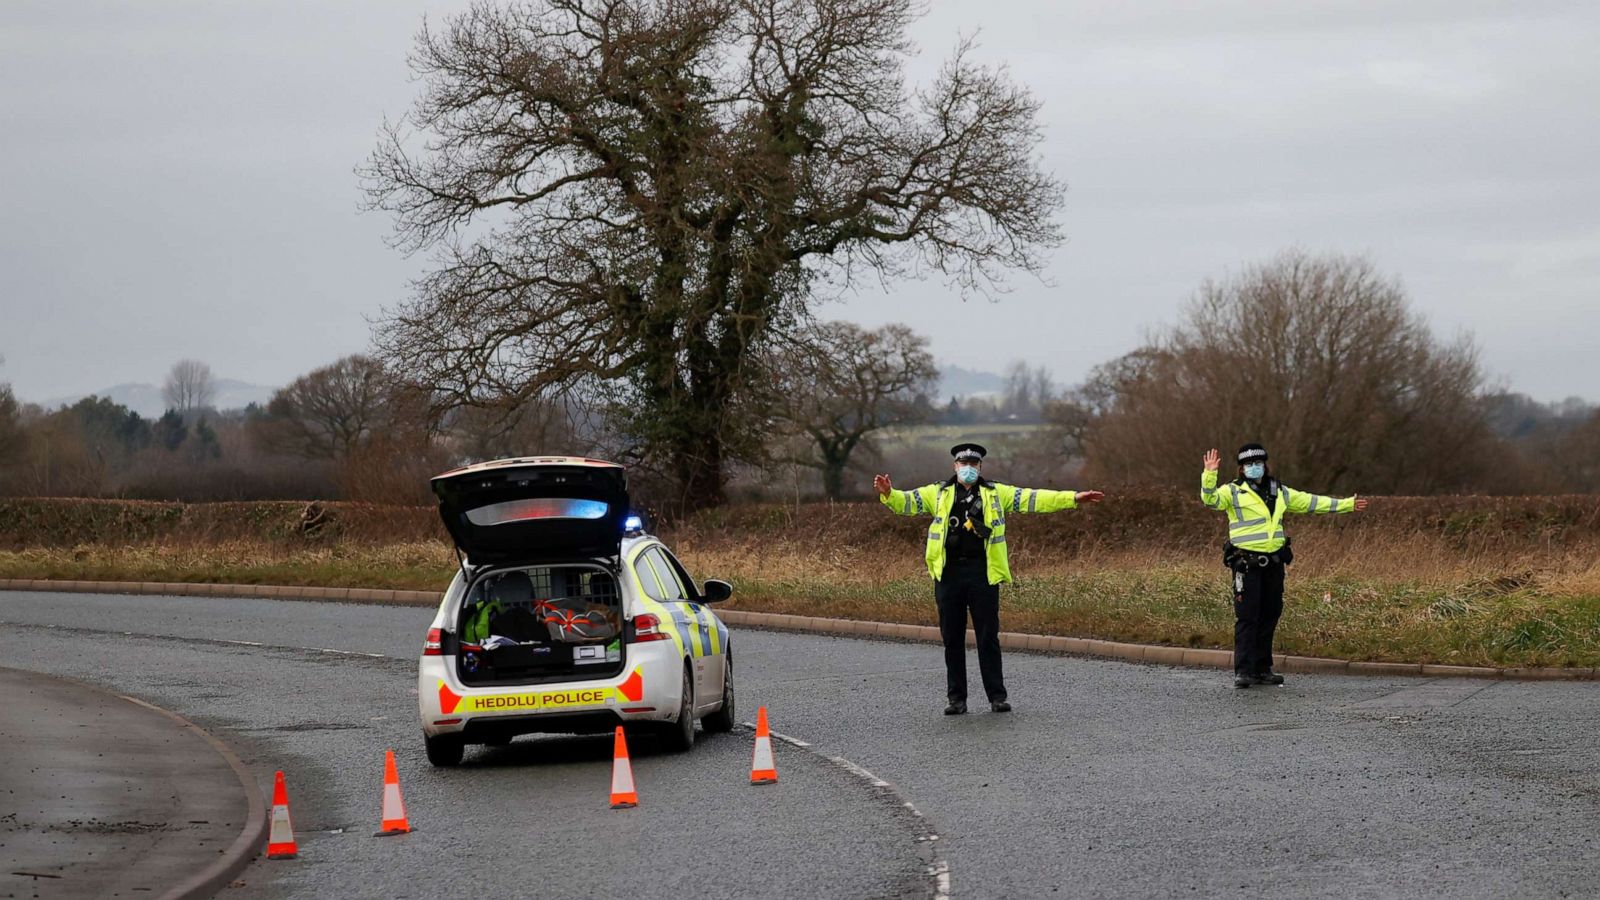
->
<box><xmin>1222</xmin><ymin>537</ymin><xmax>1292</xmax><ymax>572</ymax></box>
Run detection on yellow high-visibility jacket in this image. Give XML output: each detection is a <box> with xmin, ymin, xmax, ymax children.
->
<box><xmin>1200</xmin><ymin>468</ymin><xmax>1354</xmax><ymax>552</ymax></box>
<box><xmin>881</xmin><ymin>479</ymin><xmax>1078</xmax><ymax>584</ymax></box>
<box><xmin>462</xmin><ymin>598</ymin><xmax>503</xmax><ymax>644</ymax></box>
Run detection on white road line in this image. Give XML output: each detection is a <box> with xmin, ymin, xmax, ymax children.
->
<box><xmin>314</xmin><ymin>647</ymin><xmax>389</xmax><ymax>659</ymax></box>
<box><xmin>1</xmin><ymin>621</ymin><xmax>396</xmax><ymax>662</ymax></box>
<box><xmin>768</xmin><ymin>730</ymin><xmax>811</xmax><ymax>748</ymax></box>
<box><xmin>740</xmin><ymin>720</ymin><xmax>951</xmax><ymax>900</ymax></box>
<box><xmin>827</xmin><ymin>755</ymin><xmax>891</xmax><ymax>789</ymax></box>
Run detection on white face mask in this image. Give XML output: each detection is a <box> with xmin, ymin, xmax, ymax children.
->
<box><xmin>956</xmin><ymin>464</ymin><xmax>980</xmax><ymax>485</ymax></box>
<box><xmin>1243</xmin><ymin>462</ymin><xmax>1266</xmax><ymax>481</ymax></box>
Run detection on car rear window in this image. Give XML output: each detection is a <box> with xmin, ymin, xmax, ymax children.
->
<box><xmin>463</xmin><ymin>498</ymin><xmax>610</xmax><ymax>526</ymax></box>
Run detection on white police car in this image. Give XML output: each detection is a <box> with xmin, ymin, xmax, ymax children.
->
<box><xmin>418</xmin><ymin>457</ymin><xmax>735</xmax><ymax>766</ymax></box>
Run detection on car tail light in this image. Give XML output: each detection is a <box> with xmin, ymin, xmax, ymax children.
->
<box><xmin>423</xmin><ymin>627</ymin><xmax>444</xmax><ymax>656</ymax></box>
<box><xmin>631</xmin><ymin>613</ymin><xmax>671</xmax><ymax>643</ymax></box>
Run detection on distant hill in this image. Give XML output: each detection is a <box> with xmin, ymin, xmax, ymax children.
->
<box><xmin>939</xmin><ymin>364</ymin><xmax>1006</xmax><ymax>401</ymax></box>
<box><xmin>33</xmin><ymin>365</ymin><xmax>1001</xmax><ymax>417</ymax></box>
<box><xmin>41</xmin><ymin>379</ymin><xmax>277</xmax><ymax>418</ymax></box>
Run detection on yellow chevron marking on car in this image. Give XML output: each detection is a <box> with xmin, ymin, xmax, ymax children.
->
<box><xmin>438</xmin><ymin>668</ymin><xmax>644</xmax><ymax>716</ymax></box>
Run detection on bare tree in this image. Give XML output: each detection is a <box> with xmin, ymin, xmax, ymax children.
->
<box><xmin>446</xmin><ymin>397</ymin><xmax>589</xmax><ymax>462</ymax></box>
<box><xmin>1000</xmin><ymin>361</ymin><xmax>1055</xmax><ymax>421</ymax></box>
<box><xmin>1550</xmin><ymin>408</ymin><xmax>1600</xmax><ymax>492</ymax></box>
<box><xmin>363</xmin><ymin>0</ymin><xmax>1063</xmax><ymax>510</ymax></box>
<box><xmin>0</xmin><ymin>356</ymin><xmax>20</xmax><ymax>475</ymax></box>
<box><xmin>162</xmin><ymin>359</ymin><xmax>217</xmax><ymax>413</ymax></box>
<box><xmin>1080</xmin><ymin>250</ymin><xmax>1494</xmax><ymax>493</ymax></box>
<box><xmin>766</xmin><ymin>321</ymin><xmax>937</xmax><ymax>500</ymax></box>
<box><xmin>0</xmin><ymin>383</ymin><xmax>24</xmax><ymax>478</ymax></box>
<box><xmin>256</xmin><ymin>355</ymin><xmax>394</xmax><ymax>460</ymax></box>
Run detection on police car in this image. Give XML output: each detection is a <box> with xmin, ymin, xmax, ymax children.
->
<box><xmin>418</xmin><ymin>457</ymin><xmax>735</xmax><ymax>766</ymax></box>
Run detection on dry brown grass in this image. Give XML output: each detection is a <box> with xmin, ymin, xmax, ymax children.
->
<box><xmin>2</xmin><ymin>495</ymin><xmax>1597</xmax><ymax>668</ymax></box>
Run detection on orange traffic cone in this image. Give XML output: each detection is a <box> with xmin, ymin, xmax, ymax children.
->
<box><xmin>375</xmin><ymin>750</ymin><xmax>412</xmax><ymax>836</ymax></box>
<box><xmin>750</xmin><ymin>706</ymin><xmax>778</xmax><ymax>785</ymax></box>
<box><xmin>609</xmin><ymin>726</ymin><xmax>638</xmax><ymax>808</ymax></box>
<box><xmin>266</xmin><ymin>770</ymin><xmax>297</xmax><ymax>859</ymax></box>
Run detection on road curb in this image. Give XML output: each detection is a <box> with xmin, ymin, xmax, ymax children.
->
<box><xmin>3</xmin><ymin>578</ymin><xmax>1595</xmax><ymax>682</ymax></box>
<box><xmin>0</xmin><ymin>667</ymin><xmax>266</xmax><ymax>900</ymax></box>
<box><xmin>118</xmin><ymin>693</ymin><xmax>268</xmax><ymax>900</ymax></box>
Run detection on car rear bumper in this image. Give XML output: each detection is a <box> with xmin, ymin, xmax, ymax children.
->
<box><xmin>462</xmin><ymin>710</ymin><xmax>628</xmax><ymax>740</ymax></box>
<box><xmin>419</xmin><ymin>641</ymin><xmax>682</xmax><ymax>737</ymax></box>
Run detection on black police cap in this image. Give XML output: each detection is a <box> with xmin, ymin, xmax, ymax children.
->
<box><xmin>950</xmin><ymin>442</ymin><xmax>988</xmax><ymax>462</ymax></box>
<box><xmin>1237</xmin><ymin>443</ymin><xmax>1268</xmax><ymax>464</ymax></box>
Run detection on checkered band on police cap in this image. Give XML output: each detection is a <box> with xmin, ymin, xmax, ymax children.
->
<box><xmin>1237</xmin><ymin>443</ymin><xmax>1268</xmax><ymax>464</ymax></box>
<box><xmin>950</xmin><ymin>442</ymin><xmax>987</xmax><ymax>462</ymax></box>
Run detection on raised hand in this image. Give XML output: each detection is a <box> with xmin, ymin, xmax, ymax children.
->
<box><xmin>873</xmin><ymin>474</ymin><xmax>893</xmax><ymax>497</ymax></box>
<box><xmin>1354</xmin><ymin>497</ymin><xmax>1369</xmax><ymax>512</ymax></box>
<box><xmin>1076</xmin><ymin>490</ymin><xmax>1105</xmax><ymax>503</ymax></box>
<box><xmin>1203</xmin><ymin>448</ymin><xmax>1220</xmax><ymax>472</ymax></box>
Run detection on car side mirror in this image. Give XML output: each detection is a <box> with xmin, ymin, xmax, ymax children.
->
<box><xmin>701</xmin><ymin>579</ymin><xmax>733</xmax><ymax>603</ymax></box>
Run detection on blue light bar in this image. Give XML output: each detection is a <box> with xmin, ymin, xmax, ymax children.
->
<box><xmin>623</xmin><ymin>515</ymin><xmax>644</xmax><ymax>532</ymax></box>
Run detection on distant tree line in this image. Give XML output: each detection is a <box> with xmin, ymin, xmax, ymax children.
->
<box><xmin>3</xmin><ymin>252</ymin><xmax>1597</xmax><ymax>504</ymax></box>
<box><xmin>1044</xmin><ymin>251</ymin><xmax>1600</xmax><ymax>496</ymax></box>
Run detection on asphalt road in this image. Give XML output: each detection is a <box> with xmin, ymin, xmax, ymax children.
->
<box><xmin>2</xmin><ymin>590</ymin><xmax>1598</xmax><ymax>899</ymax></box>
<box><xmin>0</xmin><ymin>667</ymin><xmax>251</xmax><ymax>898</ymax></box>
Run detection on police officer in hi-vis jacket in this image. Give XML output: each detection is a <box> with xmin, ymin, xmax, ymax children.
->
<box><xmin>1202</xmin><ymin>443</ymin><xmax>1369</xmax><ymax>688</ymax></box>
<box><xmin>876</xmin><ymin>443</ymin><xmax>1104</xmax><ymax>715</ymax></box>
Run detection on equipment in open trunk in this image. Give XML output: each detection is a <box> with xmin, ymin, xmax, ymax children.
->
<box><xmin>456</xmin><ymin>564</ymin><xmax>625</xmax><ymax>686</ymax></box>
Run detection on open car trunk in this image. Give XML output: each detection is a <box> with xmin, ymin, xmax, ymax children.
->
<box><xmin>456</xmin><ymin>564</ymin><xmax>626</xmax><ymax>687</ymax></box>
<box><xmin>431</xmin><ymin>458</ymin><xmax>628</xmax><ymax>567</ymax></box>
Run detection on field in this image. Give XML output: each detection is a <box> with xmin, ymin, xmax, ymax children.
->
<box><xmin>2</xmin><ymin>494</ymin><xmax>1598</xmax><ymax>668</ymax></box>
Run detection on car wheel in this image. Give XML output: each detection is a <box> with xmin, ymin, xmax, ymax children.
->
<box><xmin>425</xmin><ymin>732</ymin><xmax>465</xmax><ymax>767</ymax></box>
<box><xmin>657</xmin><ymin>665</ymin><xmax>696</xmax><ymax>753</ymax></box>
<box><xmin>702</xmin><ymin>656</ymin><xmax>735</xmax><ymax>734</ymax></box>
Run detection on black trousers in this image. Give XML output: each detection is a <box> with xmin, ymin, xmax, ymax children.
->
<box><xmin>1233</xmin><ymin>563</ymin><xmax>1285</xmax><ymax>675</ymax></box>
<box><xmin>934</xmin><ymin>557</ymin><xmax>1006</xmax><ymax>703</ymax></box>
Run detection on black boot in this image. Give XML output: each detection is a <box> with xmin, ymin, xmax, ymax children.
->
<box><xmin>944</xmin><ymin>700</ymin><xmax>967</xmax><ymax>715</ymax></box>
<box><xmin>1253</xmin><ymin>671</ymin><xmax>1285</xmax><ymax>685</ymax></box>
<box><xmin>990</xmin><ymin>700</ymin><xmax>1011</xmax><ymax>713</ymax></box>
<box><xmin>1234</xmin><ymin>674</ymin><xmax>1253</xmax><ymax>689</ymax></box>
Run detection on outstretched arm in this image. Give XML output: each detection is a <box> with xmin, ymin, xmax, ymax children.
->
<box><xmin>995</xmin><ymin>484</ymin><xmax>1103</xmax><ymax>514</ymax></box>
<box><xmin>875</xmin><ymin>474</ymin><xmax>938</xmax><ymax>516</ymax></box>
<box><xmin>1283</xmin><ymin>485</ymin><xmax>1369</xmax><ymax>515</ymax></box>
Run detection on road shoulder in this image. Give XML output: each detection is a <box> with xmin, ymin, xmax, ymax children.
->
<box><xmin>0</xmin><ymin>666</ymin><xmax>264</xmax><ymax>899</ymax></box>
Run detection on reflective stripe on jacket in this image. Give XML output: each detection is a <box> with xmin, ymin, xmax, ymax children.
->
<box><xmin>1200</xmin><ymin>468</ymin><xmax>1354</xmax><ymax>552</ymax></box>
<box><xmin>881</xmin><ymin>480</ymin><xmax>1078</xmax><ymax>584</ymax></box>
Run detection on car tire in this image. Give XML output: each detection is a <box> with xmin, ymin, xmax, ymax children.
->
<box><xmin>702</xmin><ymin>656</ymin><xmax>735</xmax><ymax>734</ymax></box>
<box><xmin>657</xmin><ymin>665</ymin><xmax>696</xmax><ymax>753</ymax></box>
<box><xmin>425</xmin><ymin>732</ymin><xmax>465</xmax><ymax>767</ymax></box>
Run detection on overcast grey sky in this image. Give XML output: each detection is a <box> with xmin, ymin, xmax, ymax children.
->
<box><xmin>2</xmin><ymin>0</ymin><xmax>1596</xmax><ymax>404</ymax></box>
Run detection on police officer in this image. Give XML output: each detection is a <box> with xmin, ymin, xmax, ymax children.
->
<box><xmin>1201</xmin><ymin>444</ymin><xmax>1369</xmax><ymax>688</ymax></box>
<box><xmin>875</xmin><ymin>444</ymin><xmax>1104</xmax><ymax>715</ymax></box>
